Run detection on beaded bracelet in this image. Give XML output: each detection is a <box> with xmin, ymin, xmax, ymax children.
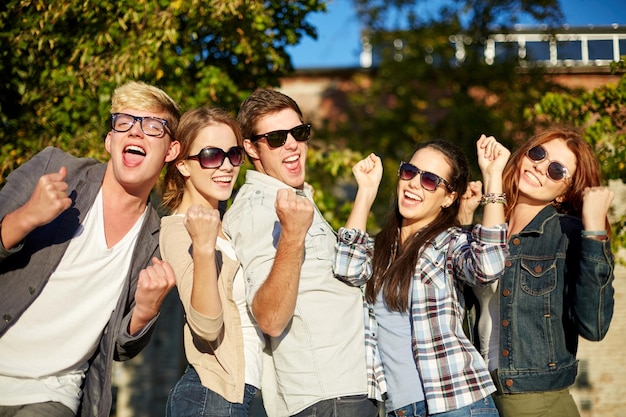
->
<box><xmin>480</xmin><ymin>193</ymin><xmax>506</xmax><ymax>206</ymax></box>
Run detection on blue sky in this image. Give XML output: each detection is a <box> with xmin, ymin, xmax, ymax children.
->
<box><xmin>286</xmin><ymin>0</ymin><xmax>626</xmax><ymax>69</ymax></box>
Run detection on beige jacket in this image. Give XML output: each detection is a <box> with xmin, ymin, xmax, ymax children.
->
<box><xmin>160</xmin><ymin>215</ymin><xmax>246</xmax><ymax>403</ymax></box>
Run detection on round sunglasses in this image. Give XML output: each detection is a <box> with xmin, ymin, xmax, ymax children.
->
<box><xmin>526</xmin><ymin>145</ymin><xmax>571</xmax><ymax>181</ymax></box>
<box><xmin>398</xmin><ymin>162</ymin><xmax>451</xmax><ymax>192</ymax></box>
<box><xmin>250</xmin><ymin>124</ymin><xmax>311</xmax><ymax>148</ymax></box>
<box><xmin>186</xmin><ymin>146</ymin><xmax>245</xmax><ymax>169</ymax></box>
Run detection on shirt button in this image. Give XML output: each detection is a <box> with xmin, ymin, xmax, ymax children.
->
<box><xmin>502</xmin><ymin>289</ymin><xmax>511</xmax><ymax>297</ymax></box>
<box><xmin>502</xmin><ymin>319</ymin><xmax>509</xmax><ymax>327</ymax></box>
<box><xmin>3</xmin><ymin>314</ymin><xmax>11</xmax><ymax>322</ymax></box>
<box><xmin>505</xmin><ymin>260</ymin><xmax>512</xmax><ymax>267</ymax></box>
<box><xmin>28</xmin><ymin>287</ymin><xmax>36</xmax><ymax>295</ymax></box>
<box><xmin>534</xmin><ymin>265</ymin><xmax>542</xmax><ymax>273</ymax></box>
<box><xmin>502</xmin><ymin>349</ymin><xmax>510</xmax><ymax>357</ymax></box>
<box><xmin>512</xmin><ymin>238</ymin><xmax>521</xmax><ymax>245</ymax></box>
<box><xmin>505</xmin><ymin>379</ymin><xmax>514</xmax><ymax>387</ymax></box>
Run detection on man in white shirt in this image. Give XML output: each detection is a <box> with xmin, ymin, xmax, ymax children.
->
<box><xmin>0</xmin><ymin>81</ymin><xmax>180</xmax><ymax>417</ymax></box>
<box><xmin>223</xmin><ymin>89</ymin><xmax>378</xmax><ymax>417</ymax></box>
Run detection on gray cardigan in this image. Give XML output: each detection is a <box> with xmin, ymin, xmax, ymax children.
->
<box><xmin>0</xmin><ymin>147</ymin><xmax>161</xmax><ymax>417</ymax></box>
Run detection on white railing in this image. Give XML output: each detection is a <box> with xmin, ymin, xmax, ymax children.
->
<box><xmin>360</xmin><ymin>25</ymin><xmax>626</xmax><ymax>68</ymax></box>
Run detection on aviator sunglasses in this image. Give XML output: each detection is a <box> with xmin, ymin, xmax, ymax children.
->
<box><xmin>526</xmin><ymin>145</ymin><xmax>571</xmax><ymax>181</ymax></box>
<box><xmin>398</xmin><ymin>162</ymin><xmax>451</xmax><ymax>192</ymax></box>
<box><xmin>186</xmin><ymin>146</ymin><xmax>245</xmax><ymax>169</ymax></box>
<box><xmin>250</xmin><ymin>124</ymin><xmax>311</xmax><ymax>148</ymax></box>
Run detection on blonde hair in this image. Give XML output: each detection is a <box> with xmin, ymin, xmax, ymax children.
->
<box><xmin>110</xmin><ymin>81</ymin><xmax>181</xmax><ymax>137</ymax></box>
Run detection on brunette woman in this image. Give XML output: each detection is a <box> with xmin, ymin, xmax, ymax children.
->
<box><xmin>160</xmin><ymin>107</ymin><xmax>264</xmax><ymax>417</ymax></box>
<box><xmin>334</xmin><ymin>135</ymin><xmax>510</xmax><ymax>416</ymax></box>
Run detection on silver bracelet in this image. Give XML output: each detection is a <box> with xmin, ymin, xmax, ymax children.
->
<box><xmin>479</xmin><ymin>193</ymin><xmax>506</xmax><ymax>206</ymax></box>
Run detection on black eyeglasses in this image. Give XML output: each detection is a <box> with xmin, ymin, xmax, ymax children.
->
<box><xmin>398</xmin><ymin>162</ymin><xmax>451</xmax><ymax>192</ymax></box>
<box><xmin>526</xmin><ymin>145</ymin><xmax>571</xmax><ymax>181</ymax></box>
<box><xmin>250</xmin><ymin>124</ymin><xmax>311</xmax><ymax>148</ymax></box>
<box><xmin>186</xmin><ymin>146</ymin><xmax>245</xmax><ymax>169</ymax></box>
<box><xmin>111</xmin><ymin>113</ymin><xmax>169</xmax><ymax>137</ymax></box>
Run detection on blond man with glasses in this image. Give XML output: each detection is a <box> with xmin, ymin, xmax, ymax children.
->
<box><xmin>0</xmin><ymin>81</ymin><xmax>180</xmax><ymax>417</ymax></box>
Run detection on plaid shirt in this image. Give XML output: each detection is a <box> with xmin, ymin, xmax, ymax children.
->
<box><xmin>334</xmin><ymin>224</ymin><xmax>508</xmax><ymax>413</ymax></box>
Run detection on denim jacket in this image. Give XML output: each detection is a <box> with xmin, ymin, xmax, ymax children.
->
<box><xmin>494</xmin><ymin>205</ymin><xmax>615</xmax><ymax>393</ymax></box>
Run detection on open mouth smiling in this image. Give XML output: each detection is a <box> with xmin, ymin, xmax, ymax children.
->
<box><xmin>124</xmin><ymin>145</ymin><xmax>146</xmax><ymax>156</ymax></box>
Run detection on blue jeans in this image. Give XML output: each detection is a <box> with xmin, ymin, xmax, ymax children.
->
<box><xmin>291</xmin><ymin>394</ymin><xmax>379</xmax><ymax>417</ymax></box>
<box><xmin>166</xmin><ymin>365</ymin><xmax>257</xmax><ymax>417</ymax></box>
<box><xmin>388</xmin><ymin>396</ymin><xmax>498</xmax><ymax>417</ymax></box>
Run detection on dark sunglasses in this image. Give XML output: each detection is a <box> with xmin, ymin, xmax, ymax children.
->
<box><xmin>250</xmin><ymin>124</ymin><xmax>311</xmax><ymax>148</ymax></box>
<box><xmin>526</xmin><ymin>145</ymin><xmax>571</xmax><ymax>181</ymax></box>
<box><xmin>398</xmin><ymin>162</ymin><xmax>451</xmax><ymax>192</ymax></box>
<box><xmin>186</xmin><ymin>146</ymin><xmax>245</xmax><ymax>169</ymax></box>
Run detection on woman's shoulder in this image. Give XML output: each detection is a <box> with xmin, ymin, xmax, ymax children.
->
<box><xmin>160</xmin><ymin>213</ymin><xmax>185</xmax><ymax>229</ymax></box>
<box><xmin>557</xmin><ymin>213</ymin><xmax>584</xmax><ymax>238</ymax></box>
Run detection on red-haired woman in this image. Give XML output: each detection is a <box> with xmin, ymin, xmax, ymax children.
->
<box><xmin>468</xmin><ymin>126</ymin><xmax>615</xmax><ymax>417</ymax></box>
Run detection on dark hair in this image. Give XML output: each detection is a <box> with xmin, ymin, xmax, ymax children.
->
<box><xmin>237</xmin><ymin>88</ymin><xmax>304</xmax><ymax>140</ymax></box>
<box><xmin>161</xmin><ymin>106</ymin><xmax>243</xmax><ymax>212</ymax></box>
<box><xmin>502</xmin><ymin>126</ymin><xmax>602</xmax><ymax>220</ymax></box>
<box><xmin>365</xmin><ymin>139</ymin><xmax>469</xmax><ymax>312</ymax></box>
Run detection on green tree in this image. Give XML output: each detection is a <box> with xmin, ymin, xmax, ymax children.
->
<box><xmin>312</xmin><ymin>0</ymin><xmax>565</xmax><ymax>227</ymax></box>
<box><xmin>0</xmin><ymin>0</ymin><xmax>325</xmax><ymax>182</ymax></box>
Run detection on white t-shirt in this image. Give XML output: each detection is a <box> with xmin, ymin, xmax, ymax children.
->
<box><xmin>472</xmin><ymin>281</ymin><xmax>500</xmax><ymax>371</ymax></box>
<box><xmin>217</xmin><ymin>236</ymin><xmax>264</xmax><ymax>389</ymax></box>
<box><xmin>0</xmin><ymin>189</ymin><xmax>147</xmax><ymax>412</ymax></box>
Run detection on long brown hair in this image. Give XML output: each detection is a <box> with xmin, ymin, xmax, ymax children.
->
<box><xmin>365</xmin><ymin>139</ymin><xmax>469</xmax><ymax>312</ymax></box>
<box><xmin>160</xmin><ymin>107</ymin><xmax>243</xmax><ymax>212</ymax></box>
<box><xmin>502</xmin><ymin>126</ymin><xmax>603</xmax><ymax>220</ymax></box>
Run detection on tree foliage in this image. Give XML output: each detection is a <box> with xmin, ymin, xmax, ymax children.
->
<box><xmin>312</xmin><ymin>0</ymin><xmax>625</xmax><ymax>249</ymax></box>
<box><xmin>2</xmin><ymin>0</ymin><xmax>624</xmax><ymax>247</ymax></box>
<box><xmin>353</xmin><ymin>0</ymin><xmax>563</xmax><ymax>32</ymax></box>
<box><xmin>0</xmin><ymin>0</ymin><xmax>325</xmax><ymax>182</ymax></box>
<box><xmin>312</xmin><ymin>0</ymin><xmax>566</xmax><ymax>225</ymax></box>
